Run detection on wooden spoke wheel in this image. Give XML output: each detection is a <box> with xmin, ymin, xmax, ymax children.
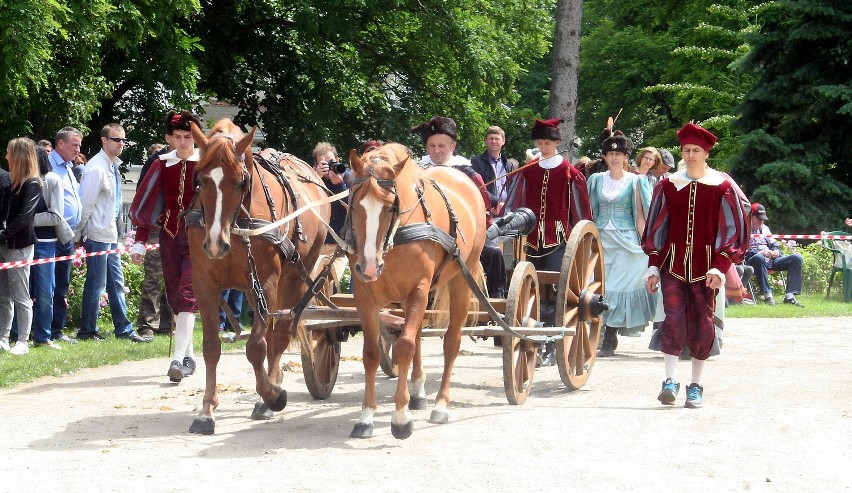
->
<box><xmin>555</xmin><ymin>220</ymin><xmax>605</xmax><ymax>391</ymax></box>
<box><xmin>502</xmin><ymin>261</ymin><xmax>540</xmax><ymax>405</ymax></box>
<box><xmin>379</xmin><ymin>324</ymin><xmax>399</xmax><ymax>378</ymax></box>
<box><xmin>299</xmin><ymin>327</ymin><xmax>341</xmax><ymax>400</ymax></box>
<box><xmin>299</xmin><ymin>255</ymin><xmax>342</xmax><ymax>399</ymax></box>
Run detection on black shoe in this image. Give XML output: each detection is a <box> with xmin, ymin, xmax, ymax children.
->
<box><xmin>168</xmin><ymin>360</ymin><xmax>191</xmax><ymax>382</ymax></box>
<box><xmin>117</xmin><ymin>332</ymin><xmax>152</xmax><ymax>343</ymax></box>
<box><xmin>783</xmin><ymin>297</ymin><xmax>805</xmax><ymax>307</ymax></box>
<box><xmin>78</xmin><ymin>333</ymin><xmax>106</xmax><ymax>341</ymax></box>
<box><xmin>55</xmin><ymin>334</ymin><xmax>78</xmax><ymax>345</ymax></box>
<box><xmin>182</xmin><ymin>357</ymin><xmax>196</xmax><ymax>376</ymax></box>
<box><xmin>764</xmin><ymin>296</ymin><xmax>776</xmax><ymax>306</ymax></box>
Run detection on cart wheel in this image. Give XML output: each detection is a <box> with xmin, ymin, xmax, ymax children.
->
<box><xmin>300</xmin><ymin>255</ymin><xmax>342</xmax><ymax>399</ymax></box>
<box><xmin>379</xmin><ymin>324</ymin><xmax>399</xmax><ymax>378</ymax></box>
<box><xmin>502</xmin><ymin>261</ymin><xmax>540</xmax><ymax>405</ymax></box>
<box><xmin>555</xmin><ymin>220</ymin><xmax>605</xmax><ymax>391</ymax></box>
<box><xmin>299</xmin><ymin>326</ymin><xmax>341</xmax><ymax>399</ymax></box>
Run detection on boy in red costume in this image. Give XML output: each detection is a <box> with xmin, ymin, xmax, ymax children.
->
<box><xmin>642</xmin><ymin>123</ymin><xmax>748</xmax><ymax>408</ymax></box>
<box><xmin>130</xmin><ymin>110</ymin><xmax>202</xmax><ymax>383</ymax></box>
<box><xmin>509</xmin><ymin>118</ymin><xmax>592</xmax><ymax>365</ymax></box>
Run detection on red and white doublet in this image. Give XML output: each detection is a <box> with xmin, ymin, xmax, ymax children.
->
<box><xmin>642</xmin><ymin>168</ymin><xmax>748</xmax><ymax>359</ymax></box>
<box><xmin>511</xmin><ymin>154</ymin><xmax>592</xmax><ymax>251</ymax></box>
<box><xmin>130</xmin><ymin>150</ymin><xmax>199</xmax><ymax>313</ymax></box>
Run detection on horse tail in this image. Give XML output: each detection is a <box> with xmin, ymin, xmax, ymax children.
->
<box><xmin>428</xmin><ymin>261</ymin><xmax>483</xmax><ymax>329</ymax></box>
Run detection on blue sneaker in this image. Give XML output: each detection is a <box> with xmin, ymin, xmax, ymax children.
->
<box><xmin>657</xmin><ymin>378</ymin><xmax>680</xmax><ymax>405</ymax></box>
<box><xmin>685</xmin><ymin>383</ymin><xmax>704</xmax><ymax>408</ymax></box>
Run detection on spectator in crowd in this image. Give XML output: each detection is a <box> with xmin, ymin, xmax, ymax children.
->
<box><xmin>588</xmin><ymin>129</ymin><xmax>658</xmax><ymax>357</ymax></box>
<box><xmin>313</xmin><ymin>142</ymin><xmax>352</xmax><ymax>281</ymax></box>
<box><xmin>72</xmin><ymin>151</ymin><xmax>87</xmax><ymax>183</ymax></box>
<box><xmin>135</xmin><ymin>140</ymin><xmax>173</xmax><ymax>338</ymax></box>
<box><xmin>219</xmin><ymin>289</ymin><xmax>244</xmax><ymax>336</ymax></box>
<box><xmin>642</xmin><ymin>122</ymin><xmax>748</xmax><ymax>408</ymax></box>
<box><xmin>361</xmin><ymin>139</ymin><xmax>384</xmax><ymax>154</ymax></box>
<box><xmin>131</xmin><ymin>110</ymin><xmax>203</xmax><ymax>382</ymax></box>
<box><xmin>75</xmin><ymin>123</ymin><xmax>150</xmax><ymax>342</ymax></box>
<box><xmin>0</xmin><ymin>137</ymin><xmax>42</xmax><ymax>355</ymax></box>
<box><xmin>31</xmin><ymin>146</ymin><xmax>75</xmax><ymax>349</ymax></box>
<box><xmin>470</xmin><ymin>126</ymin><xmax>518</xmax><ymax>218</ymax></box>
<box><xmin>38</xmin><ymin>140</ymin><xmax>53</xmax><ymax>153</ymax></box>
<box><xmin>412</xmin><ymin>116</ymin><xmax>507</xmax><ymax>299</ymax></box>
<box><xmin>651</xmin><ymin>148</ymin><xmax>675</xmax><ymax>180</ymax></box>
<box><xmin>508</xmin><ymin>117</ymin><xmax>593</xmax><ymax>365</ymax></box>
<box><xmin>745</xmin><ymin>203</ymin><xmax>805</xmax><ymax>307</ymax></box>
<box><xmin>634</xmin><ymin>146</ymin><xmax>663</xmax><ymax>189</ymax></box>
<box><xmin>48</xmin><ymin>127</ymin><xmax>83</xmax><ymax>344</ymax></box>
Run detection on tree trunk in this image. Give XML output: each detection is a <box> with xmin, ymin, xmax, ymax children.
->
<box><xmin>549</xmin><ymin>0</ymin><xmax>583</xmax><ymax>158</ymax></box>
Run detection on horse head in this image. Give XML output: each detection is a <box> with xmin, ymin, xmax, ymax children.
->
<box><xmin>191</xmin><ymin>119</ymin><xmax>255</xmax><ymax>259</ymax></box>
<box><xmin>347</xmin><ymin>143</ymin><xmax>412</xmax><ymax>282</ymax></box>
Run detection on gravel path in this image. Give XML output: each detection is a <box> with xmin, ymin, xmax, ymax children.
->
<box><xmin>1</xmin><ymin>316</ymin><xmax>850</xmax><ymax>492</ymax></box>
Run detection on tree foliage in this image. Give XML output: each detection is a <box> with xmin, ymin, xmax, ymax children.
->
<box><xmin>575</xmin><ymin>0</ymin><xmax>760</xmax><ymax>164</ymax></box>
<box><xmin>729</xmin><ymin>0</ymin><xmax>852</xmax><ymax>233</ymax></box>
<box><xmin>195</xmin><ymin>0</ymin><xmax>552</xmax><ymax>160</ymax></box>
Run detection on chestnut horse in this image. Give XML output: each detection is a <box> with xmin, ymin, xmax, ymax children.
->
<box><xmin>186</xmin><ymin>119</ymin><xmax>329</xmax><ymax>435</ymax></box>
<box><xmin>346</xmin><ymin>143</ymin><xmax>485</xmax><ymax>439</ymax></box>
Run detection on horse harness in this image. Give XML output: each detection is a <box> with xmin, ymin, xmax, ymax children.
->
<box><xmin>341</xmin><ymin>164</ymin><xmax>462</xmax><ymax>288</ymax></box>
<box><xmin>185</xmin><ymin>148</ymin><xmax>333</xmax><ymax>325</ymax></box>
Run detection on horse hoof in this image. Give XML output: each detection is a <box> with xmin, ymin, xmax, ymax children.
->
<box><xmin>189</xmin><ymin>416</ymin><xmax>215</xmax><ymax>435</ymax></box>
<box><xmin>251</xmin><ymin>402</ymin><xmax>274</xmax><ymax>420</ymax></box>
<box><xmin>409</xmin><ymin>396</ymin><xmax>428</xmax><ymax>411</ymax></box>
<box><xmin>429</xmin><ymin>409</ymin><xmax>449</xmax><ymax>425</ymax></box>
<box><xmin>269</xmin><ymin>389</ymin><xmax>288</xmax><ymax>412</ymax></box>
<box><xmin>391</xmin><ymin>421</ymin><xmax>414</xmax><ymax>440</ymax></box>
<box><xmin>350</xmin><ymin>422</ymin><xmax>374</xmax><ymax>439</ymax></box>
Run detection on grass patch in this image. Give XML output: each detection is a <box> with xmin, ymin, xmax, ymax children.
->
<box><xmin>727</xmin><ymin>293</ymin><xmax>852</xmax><ymax>318</ymax></box>
<box><xmin>0</xmin><ymin>328</ymin><xmax>245</xmax><ymax>389</ymax></box>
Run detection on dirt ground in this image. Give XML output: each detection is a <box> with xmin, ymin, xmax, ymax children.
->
<box><xmin>1</xmin><ymin>316</ymin><xmax>849</xmax><ymax>492</ymax></box>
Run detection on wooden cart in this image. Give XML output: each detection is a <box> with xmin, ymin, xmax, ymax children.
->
<box><xmin>286</xmin><ymin>219</ymin><xmax>607</xmax><ymax>405</ymax></box>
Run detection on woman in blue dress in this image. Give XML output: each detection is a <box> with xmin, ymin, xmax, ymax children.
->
<box><xmin>588</xmin><ymin>129</ymin><xmax>659</xmax><ymax>356</ymax></box>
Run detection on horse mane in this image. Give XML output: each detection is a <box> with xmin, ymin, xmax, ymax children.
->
<box><xmin>196</xmin><ymin>119</ymin><xmax>246</xmax><ymax>175</ymax></box>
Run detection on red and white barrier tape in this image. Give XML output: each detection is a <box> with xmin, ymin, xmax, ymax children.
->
<box><xmin>751</xmin><ymin>234</ymin><xmax>851</xmax><ymax>240</ymax></box>
<box><xmin>0</xmin><ymin>243</ymin><xmax>160</xmax><ymax>271</ymax></box>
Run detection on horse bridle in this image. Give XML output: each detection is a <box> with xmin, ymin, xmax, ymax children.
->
<box><xmin>192</xmin><ymin>134</ymin><xmax>252</xmax><ymax>230</ymax></box>
<box><xmin>348</xmin><ymin>165</ymin><xmax>401</xmax><ymax>255</ymax></box>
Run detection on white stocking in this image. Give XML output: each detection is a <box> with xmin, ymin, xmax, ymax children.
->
<box><xmin>173</xmin><ymin>312</ymin><xmax>195</xmax><ymax>361</ymax></box>
<box><xmin>691</xmin><ymin>358</ymin><xmax>705</xmax><ymax>386</ymax></box>
<box><xmin>664</xmin><ymin>353</ymin><xmax>679</xmax><ymax>380</ymax></box>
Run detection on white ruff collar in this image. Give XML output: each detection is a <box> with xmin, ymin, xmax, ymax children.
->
<box><xmin>668</xmin><ymin>167</ymin><xmax>725</xmax><ymax>190</ymax></box>
<box><xmin>161</xmin><ymin>149</ymin><xmax>200</xmax><ymax>167</ymax></box>
<box><xmin>537</xmin><ymin>154</ymin><xmax>562</xmax><ymax>170</ymax></box>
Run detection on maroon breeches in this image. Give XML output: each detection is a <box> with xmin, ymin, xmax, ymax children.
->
<box><xmin>660</xmin><ymin>271</ymin><xmax>716</xmax><ymax>360</ymax></box>
<box><xmin>158</xmin><ymin>229</ymin><xmax>197</xmax><ymax>314</ymax></box>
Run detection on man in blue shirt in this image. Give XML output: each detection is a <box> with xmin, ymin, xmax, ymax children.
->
<box><xmin>48</xmin><ymin>126</ymin><xmax>83</xmax><ymax>343</ymax></box>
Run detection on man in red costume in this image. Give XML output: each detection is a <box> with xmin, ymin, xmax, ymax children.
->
<box><xmin>130</xmin><ymin>110</ymin><xmax>202</xmax><ymax>383</ymax></box>
<box><xmin>642</xmin><ymin>122</ymin><xmax>748</xmax><ymax>408</ymax></box>
<box><xmin>509</xmin><ymin>117</ymin><xmax>592</xmax><ymax>365</ymax></box>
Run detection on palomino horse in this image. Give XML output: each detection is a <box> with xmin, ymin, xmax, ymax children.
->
<box><xmin>186</xmin><ymin>118</ymin><xmax>329</xmax><ymax>435</ymax></box>
<box><xmin>346</xmin><ymin>143</ymin><xmax>486</xmax><ymax>439</ymax></box>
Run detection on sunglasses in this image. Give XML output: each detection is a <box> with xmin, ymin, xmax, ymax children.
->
<box><xmin>107</xmin><ymin>137</ymin><xmax>129</xmax><ymax>143</ymax></box>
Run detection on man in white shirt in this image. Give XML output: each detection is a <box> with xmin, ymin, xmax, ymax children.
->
<box><xmin>75</xmin><ymin>123</ymin><xmax>150</xmax><ymax>342</ymax></box>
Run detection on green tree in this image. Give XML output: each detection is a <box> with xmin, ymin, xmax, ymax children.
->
<box><xmin>730</xmin><ymin>0</ymin><xmax>852</xmax><ymax>233</ymax></box>
<box><xmin>194</xmin><ymin>0</ymin><xmax>552</xmax><ymax>160</ymax></box>
<box><xmin>0</xmin><ymin>0</ymin><xmax>202</xmax><ymax>166</ymax></box>
<box><xmin>572</xmin><ymin>0</ymin><xmax>761</xmax><ymax>165</ymax></box>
